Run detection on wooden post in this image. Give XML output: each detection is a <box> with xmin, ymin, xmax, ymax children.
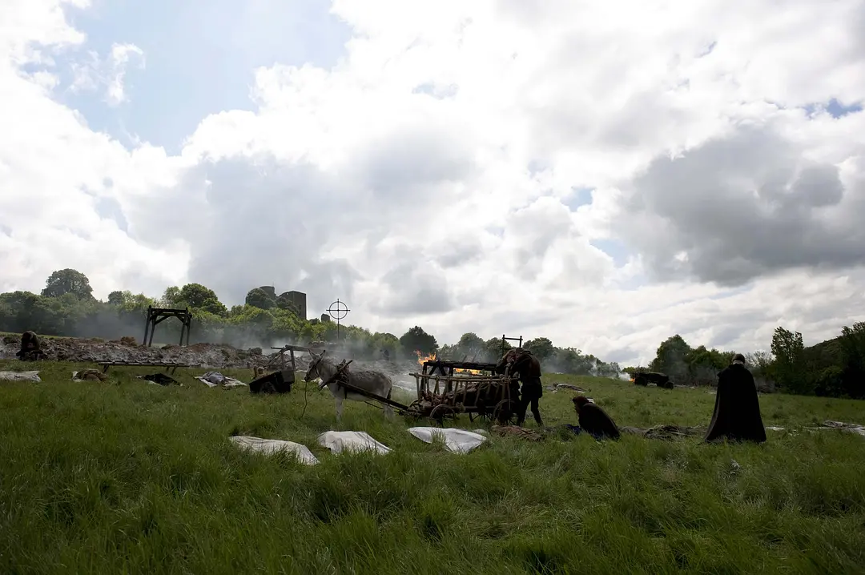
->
<box><xmin>148</xmin><ymin>313</ymin><xmax>156</xmax><ymax>346</ymax></box>
<box><xmin>143</xmin><ymin>306</ymin><xmax>151</xmax><ymax>347</ymax></box>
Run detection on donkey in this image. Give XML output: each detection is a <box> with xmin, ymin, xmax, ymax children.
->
<box><xmin>303</xmin><ymin>350</ymin><xmax>395</xmax><ymax>422</ymax></box>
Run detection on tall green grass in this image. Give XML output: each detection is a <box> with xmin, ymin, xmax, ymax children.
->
<box><xmin>0</xmin><ymin>360</ymin><xmax>863</xmax><ymax>574</ymax></box>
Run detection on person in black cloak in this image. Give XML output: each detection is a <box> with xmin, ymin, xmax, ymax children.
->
<box><xmin>704</xmin><ymin>353</ymin><xmax>767</xmax><ymax>443</ymax></box>
<box><xmin>495</xmin><ymin>348</ymin><xmax>544</xmax><ymax>427</ymax></box>
<box><xmin>16</xmin><ymin>331</ymin><xmax>46</xmax><ymax>361</ymax></box>
<box><xmin>571</xmin><ymin>395</ymin><xmax>621</xmax><ymax>440</ymax></box>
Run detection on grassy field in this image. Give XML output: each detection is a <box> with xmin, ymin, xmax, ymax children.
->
<box><xmin>0</xmin><ymin>360</ymin><xmax>863</xmax><ymax>574</ymax></box>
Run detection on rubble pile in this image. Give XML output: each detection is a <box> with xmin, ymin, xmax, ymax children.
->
<box><xmin>0</xmin><ymin>335</ymin><xmax>278</xmax><ymax>370</ymax></box>
<box><xmin>0</xmin><ymin>335</ymin><xmax>427</xmax><ymax>384</ymax></box>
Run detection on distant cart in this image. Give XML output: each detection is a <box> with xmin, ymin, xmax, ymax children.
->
<box><xmin>633</xmin><ymin>370</ymin><xmax>673</xmax><ymax>389</ymax></box>
<box><xmin>406</xmin><ymin>359</ymin><xmax>520</xmax><ymax>424</ymax></box>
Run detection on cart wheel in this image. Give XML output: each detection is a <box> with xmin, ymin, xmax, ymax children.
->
<box><xmin>430</xmin><ymin>404</ymin><xmax>457</xmax><ymax>423</ymax></box>
<box><xmin>469</xmin><ymin>400</ymin><xmax>489</xmax><ymax>423</ymax></box>
<box><xmin>493</xmin><ymin>399</ymin><xmax>518</xmax><ymax>425</ymax></box>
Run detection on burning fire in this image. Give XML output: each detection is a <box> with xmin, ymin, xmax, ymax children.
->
<box><xmin>455</xmin><ymin>368</ymin><xmax>482</xmax><ymax>375</ymax></box>
<box><xmin>415</xmin><ymin>350</ymin><xmax>437</xmax><ymax>365</ymax></box>
<box><xmin>414</xmin><ymin>350</ymin><xmax>482</xmax><ymax>375</ymax></box>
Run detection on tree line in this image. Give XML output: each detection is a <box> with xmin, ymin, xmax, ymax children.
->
<box><xmin>624</xmin><ymin>324</ymin><xmax>864</xmax><ymax>399</ymax></box>
<box><xmin>1</xmin><ymin>268</ymin><xmax>861</xmax><ymax>397</ymax></box>
<box><xmin>0</xmin><ymin>269</ymin><xmax>623</xmax><ymax>377</ymax></box>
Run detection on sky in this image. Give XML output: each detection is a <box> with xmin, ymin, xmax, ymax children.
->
<box><xmin>0</xmin><ymin>0</ymin><xmax>863</xmax><ymax>367</ymax></box>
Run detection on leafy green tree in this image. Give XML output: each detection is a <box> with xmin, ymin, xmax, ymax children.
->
<box><xmin>160</xmin><ymin>286</ymin><xmax>182</xmax><ymax>307</ymax></box>
<box><xmin>525</xmin><ymin>337</ymin><xmax>555</xmax><ymax>362</ymax></box>
<box><xmin>399</xmin><ymin>326</ymin><xmax>438</xmax><ymax>356</ymax></box>
<box><xmin>839</xmin><ymin>322</ymin><xmax>865</xmax><ymax>399</ymax></box>
<box><xmin>596</xmin><ymin>361</ymin><xmax>622</xmax><ymax>378</ymax></box>
<box><xmin>122</xmin><ymin>293</ymin><xmax>156</xmax><ymax>312</ymax></box>
<box><xmin>770</xmin><ymin>326</ymin><xmax>809</xmax><ymax>394</ymax></box>
<box><xmin>0</xmin><ymin>291</ymin><xmax>40</xmax><ymax>319</ymax></box>
<box><xmin>372</xmin><ymin>332</ymin><xmax>399</xmax><ymax>358</ymax></box>
<box><xmin>190</xmin><ymin>308</ymin><xmax>226</xmax><ymax>334</ymax></box>
<box><xmin>271</xmin><ymin>308</ymin><xmax>304</xmax><ymax>341</ymax></box>
<box><xmin>813</xmin><ymin>365</ymin><xmax>846</xmax><ymax>398</ymax></box>
<box><xmin>551</xmin><ymin>347</ymin><xmax>585</xmax><ymax>373</ymax></box>
<box><xmin>179</xmin><ymin>283</ymin><xmax>220</xmax><ymax>309</ymax></box>
<box><xmin>107</xmin><ymin>291</ymin><xmax>125</xmax><ymax>306</ymax></box>
<box><xmin>650</xmin><ymin>335</ymin><xmax>691</xmax><ymax>381</ymax></box>
<box><xmin>245</xmin><ymin>288</ymin><xmax>275</xmax><ymax>310</ymax></box>
<box><xmin>485</xmin><ymin>337</ymin><xmax>509</xmax><ymax>361</ymax></box>
<box><xmin>41</xmin><ymin>269</ymin><xmax>94</xmax><ymax>300</ymax></box>
<box><xmin>455</xmin><ymin>332</ymin><xmax>485</xmax><ymax>360</ymax></box>
<box><xmin>199</xmin><ymin>297</ymin><xmax>228</xmax><ymax>317</ymax></box>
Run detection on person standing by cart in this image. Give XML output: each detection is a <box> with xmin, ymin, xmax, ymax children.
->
<box><xmin>496</xmin><ymin>348</ymin><xmax>544</xmax><ymax>427</ymax></box>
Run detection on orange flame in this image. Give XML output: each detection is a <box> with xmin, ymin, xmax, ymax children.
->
<box><xmin>415</xmin><ymin>350</ymin><xmax>437</xmax><ymax>366</ymax></box>
<box><xmin>414</xmin><ymin>351</ymin><xmax>482</xmax><ymax>375</ymax></box>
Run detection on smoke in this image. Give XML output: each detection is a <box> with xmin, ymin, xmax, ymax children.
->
<box><xmin>541</xmin><ymin>350</ymin><xmax>624</xmax><ymax>380</ymax></box>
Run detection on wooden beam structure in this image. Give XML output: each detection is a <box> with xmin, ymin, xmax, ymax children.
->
<box><xmin>266</xmin><ymin>343</ymin><xmax>327</xmax><ymax>372</ymax></box>
<box><xmin>143</xmin><ymin>306</ymin><xmax>192</xmax><ymax>348</ymax></box>
<box><xmin>420</xmin><ymin>359</ymin><xmax>500</xmax><ymax>393</ymax></box>
<box><xmin>501</xmin><ymin>334</ymin><xmax>523</xmax><ymax>356</ymax></box>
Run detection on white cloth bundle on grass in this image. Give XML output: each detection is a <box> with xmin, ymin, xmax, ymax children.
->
<box><xmin>0</xmin><ymin>371</ymin><xmax>41</xmax><ymax>382</ymax></box>
<box><xmin>317</xmin><ymin>431</ymin><xmax>392</xmax><ymax>455</ymax></box>
<box><xmin>408</xmin><ymin>427</ymin><xmax>487</xmax><ymax>453</ymax></box>
<box><xmin>229</xmin><ymin>436</ymin><xmax>320</xmax><ymax>465</ymax></box>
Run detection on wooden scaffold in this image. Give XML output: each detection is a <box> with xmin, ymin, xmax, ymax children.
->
<box><xmin>143</xmin><ymin>307</ymin><xmax>192</xmax><ymax>347</ymax></box>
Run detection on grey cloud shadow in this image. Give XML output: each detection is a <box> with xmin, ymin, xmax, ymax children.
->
<box><xmin>621</xmin><ymin>125</ymin><xmax>865</xmax><ymax>286</ymax></box>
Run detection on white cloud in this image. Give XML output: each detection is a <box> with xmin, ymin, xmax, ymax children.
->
<box><xmin>0</xmin><ymin>0</ymin><xmax>862</xmax><ymax>366</ymax></box>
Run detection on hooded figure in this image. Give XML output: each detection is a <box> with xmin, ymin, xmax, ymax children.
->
<box><xmin>496</xmin><ymin>348</ymin><xmax>543</xmax><ymax>426</ymax></box>
<box><xmin>572</xmin><ymin>396</ymin><xmax>620</xmax><ymax>440</ymax></box>
<box><xmin>704</xmin><ymin>353</ymin><xmax>767</xmax><ymax>443</ymax></box>
<box><xmin>16</xmin><ymin>331</ymin><xmax>45</xmax><ymax>361</ymax></box>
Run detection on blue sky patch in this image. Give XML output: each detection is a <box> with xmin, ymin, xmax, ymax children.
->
<box><xmin>563</xmin><ymin>187</ymin><xmax>593</xmax><ymax>210</ymax></box>
<box><xmin>803</xmin><ymin>97</ymin><xmax>864</xmax><ymax>119</ymax></box>
<box><xmin>412</xmin><ymin>82</ymin><xmax>458</xmax><ymax>99</ymax></box>
<box><xmin>95</xmin><ymin>197</ymin><xmax>129</xmax><ymax>233</ymax></box>
<box><xmin>825</xmin><ymin>98</ymin><xmax>864</xmax><ymax>118</ymax></box>
<box><xmin>51</xmin><ymin>0</ymin><xmax>352</xmax><ymax>154</ymax></box>
<box><xmin>590</xmin><ymin>238</ymin><xmax>630</xmax><ymax>267</ymax></box>
<box><xmin>527</xmin><ymin>159</ymin><xmax>549</xmax><ymax>176</ymax></box>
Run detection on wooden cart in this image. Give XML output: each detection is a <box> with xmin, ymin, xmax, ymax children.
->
<box><xmin>405</xmin><ymin>365</ymin><xmax>520</xmax><ymax>424</ymax></box>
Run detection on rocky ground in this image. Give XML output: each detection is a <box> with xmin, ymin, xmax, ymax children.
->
<box><xmin>0</xmin><ymin>334</ymin><xmax>420</xmax><ymax>390</ymax></box>
<box><xmin>1</xmin><ymin>334</ymin><xmax>283</xmax><ymax>370</ymax></box>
